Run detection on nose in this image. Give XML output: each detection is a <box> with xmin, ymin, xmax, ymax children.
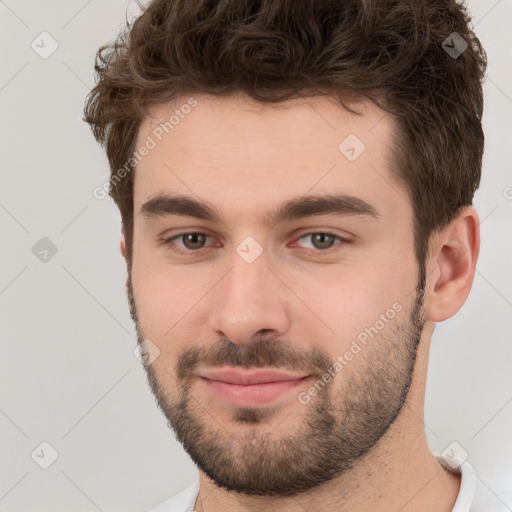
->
<box><xmin>208</xmin><ymin>249</ymin><xmax>291</xmax><ymax>345</ymax></box>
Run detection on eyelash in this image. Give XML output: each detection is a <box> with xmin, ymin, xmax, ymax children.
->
<box><xmin>160</xmin><ymin>231</ymin><xmax>350</xmax><ymax>256</ymax></box>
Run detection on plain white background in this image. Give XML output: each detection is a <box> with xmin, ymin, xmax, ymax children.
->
<box><xmin>0</xmin><ymin>1</ymin><xmax>511</xmax><ymax>510</ymax></box>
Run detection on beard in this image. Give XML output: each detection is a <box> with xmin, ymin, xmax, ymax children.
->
<box><xmin>126</xmin><ymin>266</ymin><xmax>426</xmax><ymax>497</ymax></box>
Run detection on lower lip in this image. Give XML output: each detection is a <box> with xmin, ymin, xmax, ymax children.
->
<box><xmin>200</xmin><ymin>376</ymin><xmax>311</xmax><ymax>407</ymax></box>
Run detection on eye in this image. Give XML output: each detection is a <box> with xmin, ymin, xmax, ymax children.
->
<box><xmin>293</xmin><ymin>232</ymin><xmax>348</xmax><ymax>251</ymax></box>
<box><xmin>161</xmin><ymin>232</ymin><xmax>215</xmax><ymax>253</ymax></box>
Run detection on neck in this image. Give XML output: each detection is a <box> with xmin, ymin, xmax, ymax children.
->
<box><xmin>194</xmin><ymin>424</ymin><xmax>460</xmax><ymax>512</ymax></box>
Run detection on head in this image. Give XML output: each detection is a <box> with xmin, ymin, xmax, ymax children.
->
<box><xmin>84</xmin><ymin>0</ymin><xmax>486</xmax><ymax>497</ymax></box>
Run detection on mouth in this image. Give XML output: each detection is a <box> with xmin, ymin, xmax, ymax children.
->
<box><xmin>197</xmin><ymin>368</ymin><xmax>312</xmax><ymax>407</ymax></box>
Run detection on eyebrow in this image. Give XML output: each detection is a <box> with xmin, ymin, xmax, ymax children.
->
<box><xmin>139</xmin><ymin>192</ymin><xmax>380</xmax><ymax>228</ymax></box>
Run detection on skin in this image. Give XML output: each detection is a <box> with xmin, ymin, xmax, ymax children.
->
<box><xmin>120</xmin><ymin>92</ymin><xmax>479</xmax><ymax>512</ymax></box>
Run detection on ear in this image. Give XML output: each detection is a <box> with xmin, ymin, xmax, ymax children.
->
<box><xmin>120</xmin><ymin>224</ymin><xmax>127</xmax><ymax>259</ymax></box>
<box><xmin>424</xmin><ymin>206</ymin><xmax>480</xmax><ymax>322</ymax></box>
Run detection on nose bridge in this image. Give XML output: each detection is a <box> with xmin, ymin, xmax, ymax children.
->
<box><xmin>210</xmin><ymin>243</ymin><xmax>290</xmax><ymax>344</ymax></box>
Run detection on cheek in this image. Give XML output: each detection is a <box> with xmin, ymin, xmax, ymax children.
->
<box><xmin>295</xmin><ymin>254</ymin><xmax>415</xmax><ymax>351</ymax></box>
<box><xmin>133</xmin><ymin>269</ymin><xmax>196</xmax><ymax>330</ymax></box>
<box><xmin>131</xmin><ymin>245</ymin><xmax>218</xmax><ymax>349</ymax></box>
<box><xmin>131</xmin><ymin>243</ymin><xmax>180</xmax><ymax>332</ymax></box>
<box><xmin>132</xmin><ymin>271</ymin><xmax>195</xmax><ymax>369</ymax></box>
<box><xmin>298</xmin><ymin>275</ymin><xmax>391</xmax><ymax>344</ymax></box>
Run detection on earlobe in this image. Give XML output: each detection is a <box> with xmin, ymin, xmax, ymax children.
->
<box><xmin>424</xmin><ymin>207</ymin><xmax>480</xmax><ymax>322</ymax></box>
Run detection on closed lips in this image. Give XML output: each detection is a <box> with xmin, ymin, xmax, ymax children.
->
<box><xmin>199</xmin><ymin>369</ymin><xmax>310</xmax><ymax>385</ymax></box>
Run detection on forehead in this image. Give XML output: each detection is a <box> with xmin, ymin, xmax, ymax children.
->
<box><xmin>132</xmin><ymin>92</ymin><xmax>410</xmax><ymax>225</ymax></box>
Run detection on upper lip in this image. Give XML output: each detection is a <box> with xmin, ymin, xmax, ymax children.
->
<box><xmin>199</xmin><ymin>368</ymin><xmax>310</xmax><ymax>385</ymax></box>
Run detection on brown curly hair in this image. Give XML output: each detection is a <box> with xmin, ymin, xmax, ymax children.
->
<box><xmin>83</xmin><ymin>0</ymin><xmax>487</xmax><ymax>274</ymax></box>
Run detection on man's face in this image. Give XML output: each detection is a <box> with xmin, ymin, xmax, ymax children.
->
<box><xmin>127</xmin><ymin>93</ymin><xmax>425</xmax><ymax>496</ymax></box>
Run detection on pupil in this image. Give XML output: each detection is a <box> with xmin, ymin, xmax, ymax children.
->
<box><xmin>313</xmin><ymin>233</ymin><xmax>334</xmax><ymax>249</ymax></box>
<box><xmin>184</xmin><ymin>233</ymin><xmax>204</xmax><ymax>249</ymax></box>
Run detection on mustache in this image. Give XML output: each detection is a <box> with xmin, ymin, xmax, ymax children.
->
<box><xmin>176</xmin><ymin>337</ymin><xmax>333</xmax><ymax>382</ymax></box>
